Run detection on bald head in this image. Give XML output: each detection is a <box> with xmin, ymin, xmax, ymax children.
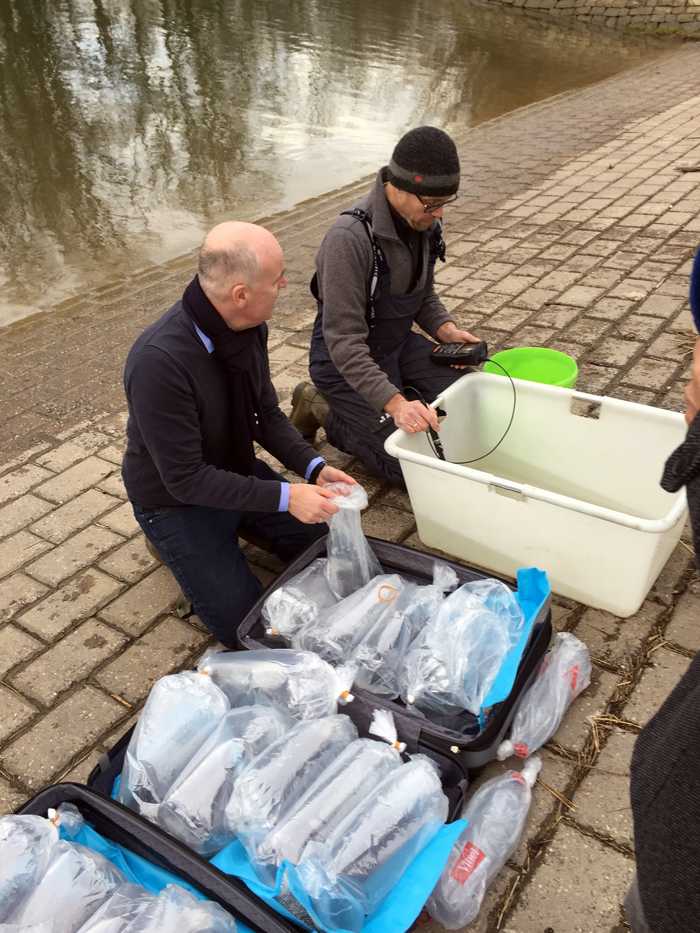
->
<box><xmin>197</xmin><ymin>221</ymin><xmax>287</xmax><ymax>330</ymax></box>
<box><xmin>198</xmin><ymin>222</ymin><xmax>282</xmax><ymax>301</ymax></box>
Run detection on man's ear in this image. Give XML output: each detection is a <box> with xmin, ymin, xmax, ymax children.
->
<box><xmin>231</xmin><ymin>282</ymin><xmax>248</xmax><ymax>307</ymax></box>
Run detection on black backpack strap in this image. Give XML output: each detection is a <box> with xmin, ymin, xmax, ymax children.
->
<box><xmin>429</xmin><ymin>219</ymin><xmax>447</xmax><ymax>265</ymax></box>
<box><xmin>341</xmin><ymin>208</ymin><xmax>388</xmax><ymax>329</ymax></box>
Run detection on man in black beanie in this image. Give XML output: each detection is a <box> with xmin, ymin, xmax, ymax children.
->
<box><xmin>291</xmin><ymin>126</ymin><xmax>479</xmax><ymax>485</ymax></box>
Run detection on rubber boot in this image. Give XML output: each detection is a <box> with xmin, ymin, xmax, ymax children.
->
<box><xmin>289</xmin><ymin>382</ymin><xmax>329</xmax><ymax>442</ymax></box>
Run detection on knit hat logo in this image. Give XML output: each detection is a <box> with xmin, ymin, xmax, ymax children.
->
<box><xmin>387</xmin><ymin>126</ymin><xmax>460</xmax><ymax>198</ymax></box>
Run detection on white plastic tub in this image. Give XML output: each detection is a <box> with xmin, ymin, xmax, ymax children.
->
<box><xmin>385</xmin><ymin>373</ymin><xmax>687</xmax><ymax>617</ymax></box>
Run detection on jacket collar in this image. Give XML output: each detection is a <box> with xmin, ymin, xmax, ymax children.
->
<box><xmin>366</xmin><ymin>167</ymin><xmax>403</xmax><ymax>243</ymax></box>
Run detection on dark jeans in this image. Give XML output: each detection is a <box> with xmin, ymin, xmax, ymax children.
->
<box><xmin>312</xmin><ymin>332</ymin><xmax>463</xmax><ymax>486</ymax></box>
<box><xmin>132</xmin><ymin>461</ymin><xmax>326</xmax><ymax>647</ymax></box>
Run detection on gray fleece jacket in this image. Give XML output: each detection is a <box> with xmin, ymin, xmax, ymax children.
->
<box><xmin>312</xmin><ymin>168</ymin><xmax>454</xmax><ymax>411</ymax></box>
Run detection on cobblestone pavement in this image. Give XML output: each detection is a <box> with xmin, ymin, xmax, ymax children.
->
<box><xmin>1</xmin><ymin>42</ymin><xmax>700</xmax><ymax>933</ymax></box>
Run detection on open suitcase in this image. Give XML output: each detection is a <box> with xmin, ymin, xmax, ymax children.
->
<box><xmin>236</xmin><ymin>536</ymin><xmax>553</xmax><ymax>776</ymax></box>
<box><xmin>16</xmin><ymin>781</ymin><xmax>300</xmax><ymax>932</ymax></box>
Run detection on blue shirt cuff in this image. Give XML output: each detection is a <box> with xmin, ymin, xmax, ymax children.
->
<box><xmin>278</xmin><ymin>482</ymin><xmax>291</xmax><ymax>512</ymax></box>
<box><xmin>304</xmin><ymin>456</ymin><xmax>326</xmax><ymax>482</ymax></box>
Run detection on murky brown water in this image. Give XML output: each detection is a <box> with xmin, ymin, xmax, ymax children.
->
<box><xmin>0</xmin><ymin>0</ymin><xmax>666</xmax><ymax>325</ymax></box>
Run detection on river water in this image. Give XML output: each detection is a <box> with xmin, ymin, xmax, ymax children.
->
<box><xmin>0</xmin><ymin>0</ymin><xmax>666</xmax><ymax>325</ymax></box>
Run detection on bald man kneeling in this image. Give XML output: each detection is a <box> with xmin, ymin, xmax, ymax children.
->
<box><xmin>122</xmin><ymin>222</ymin><xmax>356</xmax><ymax>646</ymax></box>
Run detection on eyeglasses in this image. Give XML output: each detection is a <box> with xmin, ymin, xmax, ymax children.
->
<box><xmin>416</xmin><ymin>194</ymin><xmax>458</xmax><ymax>214</ymax></box>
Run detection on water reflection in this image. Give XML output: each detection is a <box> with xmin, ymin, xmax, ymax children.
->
<box><xmin>0</xmin><ymin>0</ymin><xmax>663</xmax><ymax>324</ymax></box>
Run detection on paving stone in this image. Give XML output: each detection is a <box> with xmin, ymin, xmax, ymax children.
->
<box><xmin>665</xmin><ymin>590</ymin><xmax>700</xmax><ymax>652</ymax></box>
<box><xmin>552</xmin><ymin>666</ymin><xmax>621</xmax><ymax>754</ymax></box>
<box><xmin>650</xmin><ymin>543</ymin><xmax>692</xmax><ymax>607</ymax></box>
<box><xmin>637</xmin><ymin>293</ymin><xmax>684</xmax><ymax>318</ymax></box>
<box><xmin>35</xmin><ymin>432</ymin><xmax>111</xmax><ymax>472</ymax></box>
<box><xmin>0</xmin><ymin>776</ymin><xmax>25</xmax><ymax>816</ymax></box>
<box><xmin>0</xmin><ymin>685</ymin><xmax>37</xmax><ymax>744</ymax></box>
<box><xmin>16</xmin><ymin>569</ymin><xmax>124</xmax><ymax>641</ymax></box>
<box><xmin>361</xmin><ymin>505</ymin><xmax>415</xmax><ymax>543</ymax></box>
<box><xmin>588</xmin><ymin>297</ymin><xmax>635</xmax><ymax>320</ymax></box>
<box><xmin>0</xmin><ymin>465</ymin><xmax>53</xmax><ymax>506</ymax></box>
<box><xmin>97</xmin><ymin>501</ymin><xmax>140</xmax><ymax>538</ymax></box>
<box><xmin>57</xmin><ymin>746</ymin><xmax>106</xmax><ymax>785</ymax></box>
<box><xmin>558</xmin><ymin>285</ymin><xmax>605</xmax><ymax>308</ymax></box>
<box><xmin>95</xmin><ymin>473</ymin><xmax>128</xmax><ymax>500</ymax></box>
<box><xmin>624</xmin><ymin>647</ymin><xmax>691</xmax><ymax>727</ymax></box>
<box><xmin>622</xmin><ymin>356</ymin><xmax>677</xmax><ymax>389</ymax></box>
<box><xmin>533</xmin><ymin>304</ymin><xmax>580</xmax><ymax>329</ymax></box>
<box><xmin>98</xmin><ymin>565</ymin><xmax>182</xmax><ymax>635</ymax></box>
<box><xmin>376</xmin><ymin>486</ymin><xmax>413</xmax><ymax>513</ymax></box>
<box><xmin>574</xmin><ymin>728</ymin><xmax>635</xmax><ymax>848</ymax></box>
<box><xmin>587</xmin><ymin>337</ymin><xmax>642</xmax><ymax>366</ymax></box>
<box><xmin>10</xmin><ymin>618</ymin><xmax>129</xmax><ymax>706</ymax></box>
<box><xmin>0</xmin><ymin>531</ymin><xmax>52</xmax><ymax>579</ymax></box>
<box><xmin>96</xmin><ymin>444</ymin><xmax>124</xmax><ymax>466</ymax></box>
<box><xmin>0</xmin><ymin>686</ymin><xmax>125</xmax><ymax>788</ymax></box>
<box><xmin>502</xmin><ymin>824</ymin><xmax>634</xmax><ymax>933</ymax></box>
<box><xmin>576</xmin><ymin>602</ymin><xmax>662</xmax><ymax>670</ymax></box>
<box><xmin>25</xmin><ymin>525</ymin><xmax>123</xmax><ymax>586</ymax></box>
<box><xmin>0</xmin><ymin>623</ymin><xmax>43</xmax><ymax>678</ymax></box>
<box><xmin>29</xmin><ymin>488</ymin><xmax>119</xmax><ymax>544</ymax></box>
<box><xmin>98</xmin><ymin>534</ymin><xmax>158</xmax><ymax>583</ymax></box>
<box><xmin>96</xmin><ymin>615</ymin><xmax>208</xmax><ymax>704</ymax></box>
<box><xmin>0</xmin><ymin>494</ymin><xmax>54</xmax><ymax>540</ymax></box>
<box><xmin>33</xmin><ymin>456</ymin><xmax>115</xmax><ymax>505</ymax></box>
<box><xmin>615</xmin><ymin>313</ymin><xmax>664</xmax><ymax>340</ymax></box>
<box><xmin>0</xmin><ymin>573</ymin><xmax>49</xmax><ymax>623</ymax></box>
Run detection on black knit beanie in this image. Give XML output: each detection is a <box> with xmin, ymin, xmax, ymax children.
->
<box><xmin>387</xmin><ymin>126</ymin><xmax>460</xmax><ymax>197</ymax></box>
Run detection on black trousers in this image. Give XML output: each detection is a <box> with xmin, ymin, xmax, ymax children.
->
<box><xmin>133</xmin><ymin>461</ymin><xmax>326</xmax><ymax>647</ymax></box>
<box><xmin>312</xmin><ymin>332</ymin><xmax>462</xmax><ymax>485</ymax></box>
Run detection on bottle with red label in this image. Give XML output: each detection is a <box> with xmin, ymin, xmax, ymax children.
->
<box><xmin>496</xmin><ymin>632</ymin><xmax>591</xmax><ymax>762</ymax></box>
<box><xmin>426</xmin><ymin>757</ymin><xmax>541</xmax><ymax>929</ymax></box>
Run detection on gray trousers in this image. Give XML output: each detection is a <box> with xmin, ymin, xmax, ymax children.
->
<box><xmin>312</xmin><ymin>332</ymin><xmax>462</xmax><ymax>486</ymax></box>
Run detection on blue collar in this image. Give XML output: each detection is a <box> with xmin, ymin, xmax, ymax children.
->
<box><xmin>193</xmin><ymin>321</ymin><xmax>214</xmax><ymax>354</ymax></box>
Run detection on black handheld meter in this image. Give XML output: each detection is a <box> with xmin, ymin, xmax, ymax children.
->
<box><xmin>431</xmin><ymin>340</ymin><xmax>489</xmax><ymax>366</ymax></box>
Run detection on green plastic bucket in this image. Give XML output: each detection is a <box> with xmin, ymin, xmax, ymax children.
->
<box><xmin>484</xmin><ymin>347</ymin><xmax>578</xmax><ymax>388</ymax></box>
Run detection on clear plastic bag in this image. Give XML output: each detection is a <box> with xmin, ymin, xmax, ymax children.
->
<box><xmin>158</xmin><ymin>705</ymin><xmax>291</xmax><ymax>856</ymax></box>
<box><xmin>324</xmin><ymin>483</ymin><xmax>381</xmax><ymax>598</ymax></box>
<box><xmin>225</xmin><ymin>714</ymin><xmax>358</xmax><ymax>875</ymax></box>
<box><xmin>297</xmin><ymin>755</ymin><xmax>449</xmax><ymax>933</ymax></box>
<box><xmin>118</xmin><ymin>671</ymin><xmax>229</xmax><ymax>819</ymax></box>
<box><xmin>293</xmin><ymin>573</ymin><xmax>405</xmax><ymax>666</ymax></box>
<box><xmin>427</xmin><ymin>757</ymin><xmax>541</xmax><ymax>929</ymax></box>
<box><xmin>258</xmin><ymin>735</ymin><xmax>402</xmax><ymax>873</ymax></box>
<box><xmin>401</xmin><ymin>578</ymin><xmax>524</xmax><ymax>717</ymax></box>
<box><xmin>77</xmin><ymin>883</ymin><xmax>237</xmax><ymax>932</ymax></box>
<box><xmin>0</xmin><ymin>814</ymin><xmax>59</xmax><ymax>922</ymax></box>
<box><xmin>352</xmin><ymin>562</ymin><xmax>459</xmax><ymax>697</ymax></box>
<box><xmin>262</xmin><ymin>558</ymin><xmax>337</xmax><ymax>640</ymax></box>
<box><xmin>497</xmin><ymin>632</ymin><xmax>592</xmax><ymax>760</ymax></box>
<box><xmin>7</xmin><ymin>839</ymin><xmax>125</xmax><ymax>931</ymax></box>
<box><xmin>198</xmin><ymin>648</ymin><xmax>354</xmax><ymax>721</ymax></box>
<box><xmin>74</xmin><ymin>884</ymin><xmax>155</xmax><ymax>932</ymax></box>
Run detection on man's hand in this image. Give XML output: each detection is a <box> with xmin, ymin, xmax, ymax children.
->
<box><xmin>288</xmin><ymin>483</ymin><xmax>340</xmax><ymax>524</ymax></box>
<box><xmin>315</xmin><ymin>465</ymin><xmax>358</xmax><ymax>487</ymax></box>
<box><xmin>436</xmin><ymin>321</ymin><xmax>480</xmax><ymax>345</ymax></box>
<box><xmin>385</xmin><ymin>393</ymin><xmax>439</xmax><ymax>434</ymax></box>
<box><xmin>684</xmin><ymin>337</ymin><xmax>700</xmax><ymax>425</ymax></box>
